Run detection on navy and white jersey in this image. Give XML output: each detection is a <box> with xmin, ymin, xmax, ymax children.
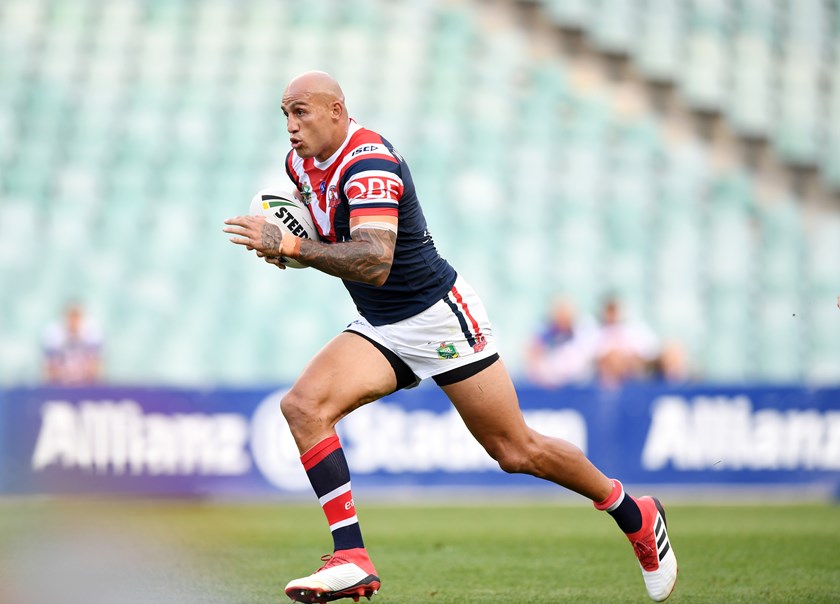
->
<box><xmin>285</xmin><ymin>120</ymin><xmax>457</xmax><ymax>325</ymax></box>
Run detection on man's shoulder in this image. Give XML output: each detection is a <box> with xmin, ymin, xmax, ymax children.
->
<box><xmin>348</xmin><ymin>125</ymin><xmax>386</xmax><ymax>146</ymax></box>
<box><xmin>341</xmin><ymin>126</ymin><xmax>398</xmax><ymax>166</ymax></box>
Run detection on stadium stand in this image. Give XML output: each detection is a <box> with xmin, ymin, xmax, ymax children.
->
<box><xmin>538</xmin><ymin>0</ymin><xmax>839</xmax><ymax>173</ymax></box>
<box><xmin>1</xmin><ymin>0</ymin><xmax>839</xmax><ymax>385</ymax></box>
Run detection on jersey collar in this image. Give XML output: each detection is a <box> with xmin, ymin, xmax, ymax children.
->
<box><xmin>313</xmin><ymin>119</ymin><xmax>363</xmax><ymax>171</ymax></box>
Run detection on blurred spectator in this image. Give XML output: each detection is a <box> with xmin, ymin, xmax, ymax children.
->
<box><xmin>41</xmin><ymin>302</ymin><xmax>104</xmax><ymax>386</ymax></box>
<box><xmin>651</xmin><ymin>340</ymin><xmax>691</xmax><ymax>384</ymax></box>
<box><xmin>526</xmin><ymin>297</ymin><xmax>598</xmax><ymax>387</ymax></box>
<box><xmin>594</xmin><ymin>296</ymin><xmax>660</xmax><ymax>388</ymax></box>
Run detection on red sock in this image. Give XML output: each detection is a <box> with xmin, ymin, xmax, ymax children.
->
<box><xmin>301</xmin><ymin>434</ymin><xmax>365</xmax><ymax>551</ymax></box>
<box><xmin>594</xmin><ymin>479</ymin><xmax>643</xmax><ymax>534</ymax></box>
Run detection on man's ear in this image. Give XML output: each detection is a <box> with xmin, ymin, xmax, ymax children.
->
<box><xmin>331</xmin><ymin>101</ymin><xmax>344</xmax><ymax>121</ymax></box>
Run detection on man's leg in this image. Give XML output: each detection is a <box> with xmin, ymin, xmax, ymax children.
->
<box><xmin>439</xmin><ymin>357</ymin><xmax>611</xmax><ymax>499</ymax></box>
<box><xmin>282</xmin><ymin>331</ymin><xmax>407</xmax><ymax>603</ymax></box>
<box><xmin>440</xmin><ymin>359</ymin><xmax>677</xmax><ymax>602</ymax></box>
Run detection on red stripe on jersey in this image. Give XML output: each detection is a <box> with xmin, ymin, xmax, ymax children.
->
<box><xmin>338</xmin><ymin>153</ymin><xmax>400</xmax><ymax>189</ymax></box>
<box><xmin>322</xmin><ymin>489</ymin><xmax>356</xmax><ymax>527</ymax></box>
<box><xmin>349</xmin><ymin>207</ymin><xmax>399</xmax><ymax>218</ymax></box>
<box><xmin>451</xmin><ymin>286</ymin><xmax>484</xmax><ymax>343</ymax></box>
<box><xmin>300</xmin><ymin>434</ymin><xmax>341</xmax><ymax>471</ymax></box>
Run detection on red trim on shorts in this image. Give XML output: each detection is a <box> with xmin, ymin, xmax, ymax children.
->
<box><xmin>451</xmin><ymin>285</ymin><xmax>485</xmax><ymax>348</ymax></box>
<box><xmin>301</xmin><ymin>434</ymin><xmax>342</xmax><ymax>471</ymax></box>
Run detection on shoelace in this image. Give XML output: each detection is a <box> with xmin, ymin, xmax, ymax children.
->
<box><xmin>316</xmin><ymin>553</ymin><xmax>348</xmax><ymax>572</ymax></box>
<box><xmin>632</xmin><ymin>538</ymin><xmax>658</xmax><ymax>571</ymax></box>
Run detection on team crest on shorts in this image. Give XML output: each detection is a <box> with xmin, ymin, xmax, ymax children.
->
<box><xmin>436</xmin><ymin>342</ymin><xmax>459</xmax><ymax>359</ymax></box>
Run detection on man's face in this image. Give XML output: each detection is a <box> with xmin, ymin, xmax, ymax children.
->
<box><xmin>281</xmin><ymin>91</ymin><xmax>336</xmax><ymax>161</ymax></box>
<box><xmin>603</xmin><ymin>301</ymin><xmax>620</xmax><ymax>325</ymax></box>
<box><xmin>551</xmin><ymin>302</ymin><xmax>574</xmax><ymax>332</ymax></box>
<box><xmin>65</xmin><ymin>306</ymin><xmax>83</xmax><ymax>338</ymax></box>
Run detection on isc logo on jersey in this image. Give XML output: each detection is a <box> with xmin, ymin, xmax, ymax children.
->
<box><xmin>248</xmin><ymin>187</ymin><xmax>320</xmax><ymax>269</ymax></box>
<box><xmin>350</xmin><ymin>144</ymin><xmax>381</xmax><ymax>157</ymax></box>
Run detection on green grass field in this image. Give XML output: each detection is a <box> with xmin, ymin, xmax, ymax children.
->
<box><xmin>2</xmin><ymin>498</ymin><xmax>839</xmax><ymax>603</ymax></box>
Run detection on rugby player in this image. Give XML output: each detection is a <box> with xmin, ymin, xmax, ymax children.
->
<box><xmin>223</xmin><ymin>71</ymin><xmax>677</xmax><ymax>603</ymax></box>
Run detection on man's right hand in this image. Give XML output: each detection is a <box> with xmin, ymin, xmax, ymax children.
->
<box><xmin>256</xmin><ymin>250</ymin><xmax>287</xmax><ymax>270</ymax></box>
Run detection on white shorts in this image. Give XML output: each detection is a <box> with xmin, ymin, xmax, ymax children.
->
<box><xmin>345</xmin><ymin>275</ymin><xmax>499</xmax><ymax>386</ymax></box>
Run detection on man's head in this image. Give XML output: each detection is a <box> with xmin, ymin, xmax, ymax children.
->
<box><xmin>282</xmin><ymin>71</ymin><xmax>349</xmax><ymax>162</ymax></box>
<box><xmin>64</xmin><ymin>302</ymin><xmax>84</xmax><ymax>339</ymax></box>
<box><xmin>601</xmin><ymin>297</ymin><xmax>622</xmax><ymax>325</ymax></box>
<box><xmin>550</xmin><ymin>297</ymin><xmax>576</xmax><ymax>333</ymax></box>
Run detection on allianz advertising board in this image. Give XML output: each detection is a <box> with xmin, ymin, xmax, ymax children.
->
<box><xmin>1</xmin><ymin>385</ymin><xmax>838</xmax><ymax>496</ymax></box>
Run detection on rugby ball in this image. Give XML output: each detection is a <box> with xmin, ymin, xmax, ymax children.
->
<box><xmin>249</xmin><ymin>187</ymin><xmax>320</xmax><ymax>269</ymax></box>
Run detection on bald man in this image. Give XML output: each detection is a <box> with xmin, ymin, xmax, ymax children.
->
<box><xmin>224</xmin><ymin>72</ymin><xmax>677</xmax><ymax>603</ymax></box>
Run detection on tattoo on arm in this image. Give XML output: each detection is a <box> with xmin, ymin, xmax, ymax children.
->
<box><xmin>261</xmin><ymin>222</ymin><xmax>283</xmax><ymax>255</ymax></box>
<box><xmin>298</xmin><ymin>228</ymin><xmax>396</xmax><ymax>285</ymax></box>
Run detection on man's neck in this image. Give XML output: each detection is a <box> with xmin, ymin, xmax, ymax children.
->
<box><xmin>314</xmin><ymin>120</ymin><xmax>356</xmax><ymax>168</ymax></box>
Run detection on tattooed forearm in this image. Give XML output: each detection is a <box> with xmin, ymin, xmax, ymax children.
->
<box><xmin>298</xmin><ymin>228</ymin><xmax>396</xmax><ymax>286</ymax></box>
<box><xmin>261</xmin><ymin>222</ymin><xmax>284</xmax><ymax>256</ymax></box>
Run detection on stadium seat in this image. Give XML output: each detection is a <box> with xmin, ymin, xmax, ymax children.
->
<box><xmin>755</xmin><ymin>291</ymin><xmax>804</xmax><ymax>382</ymax></box>
<box><xmin>589</xmin><ymin>0</ymin><xmax>638</xmax><ymax>55</ymax></box>
<box><xmin>807</xmin><ymin>215</ymin><xmax>840</xmax><ymax>293</ymax></box>
<box><xmin>681</xmin><ymin>31</ymin><xmax>727</xmax><ymax>111</ymax></box>
<box><xmin>543</xmin><ymin>0</ymin><xmax>591</xmax><ymax>30</ymax></box>
<box><xmin>758</xmin><ymin>199</ymin><xmax>804</xmax><ymax>294</ymax></box>
<box><xmin>805</xmin><ymin>293</ymin><xmax>840</xmax><ymax>384</ymax></box>
<box><xmin>729</xmin><ymin>33</ymin><xmax>774</xmax><ymax>136</ymax></box>
<box><xmin>705</xmin><ymin>174</ymin><xmax>756</xmax><ymax>290</ymax></box>
<box><xmin>635</xmin><ymin>0</ymin><xmax>683</xmax><ymax>82</ymax></box>
<box><xmin>704</xmin><ymin>288</ymin><xmax>752</xmax><ymax>381</ymax></box>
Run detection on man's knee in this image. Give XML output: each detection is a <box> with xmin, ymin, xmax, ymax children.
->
<box><xmin>487</xmin><ymin>438</ymin><xmax>542</xmax><ymax>475</ymax></box>
<box><xmin>280</xmin><ymin>388</ymin><xmax>322</xmax><ymax>429</ymax></box>
<box><xmin>496</xmin><ymin>450</ymin><xmax>531</xmax><ymax>475</ymax></box>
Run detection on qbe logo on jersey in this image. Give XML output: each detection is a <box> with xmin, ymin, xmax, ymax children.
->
<box><xmin>345</xmin><ymin>171</ymin><xmax>404</xmax><ymax>200</ymax></box>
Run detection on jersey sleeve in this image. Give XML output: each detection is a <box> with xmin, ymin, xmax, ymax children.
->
<box><xmin>341</xmin><ymin>150</ymin><xmax>404</xmax><ymax>221</ymax></box>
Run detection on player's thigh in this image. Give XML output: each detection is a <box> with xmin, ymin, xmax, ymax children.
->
<box><xmin>282</xmin><ymin>331</ymin><xmax>398</xmax><ymax>449</ymax></box>
<box><xmin>439</xmin><ymin>359</ymin><xmax>533</xmax><ymax>456</ymax></box>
